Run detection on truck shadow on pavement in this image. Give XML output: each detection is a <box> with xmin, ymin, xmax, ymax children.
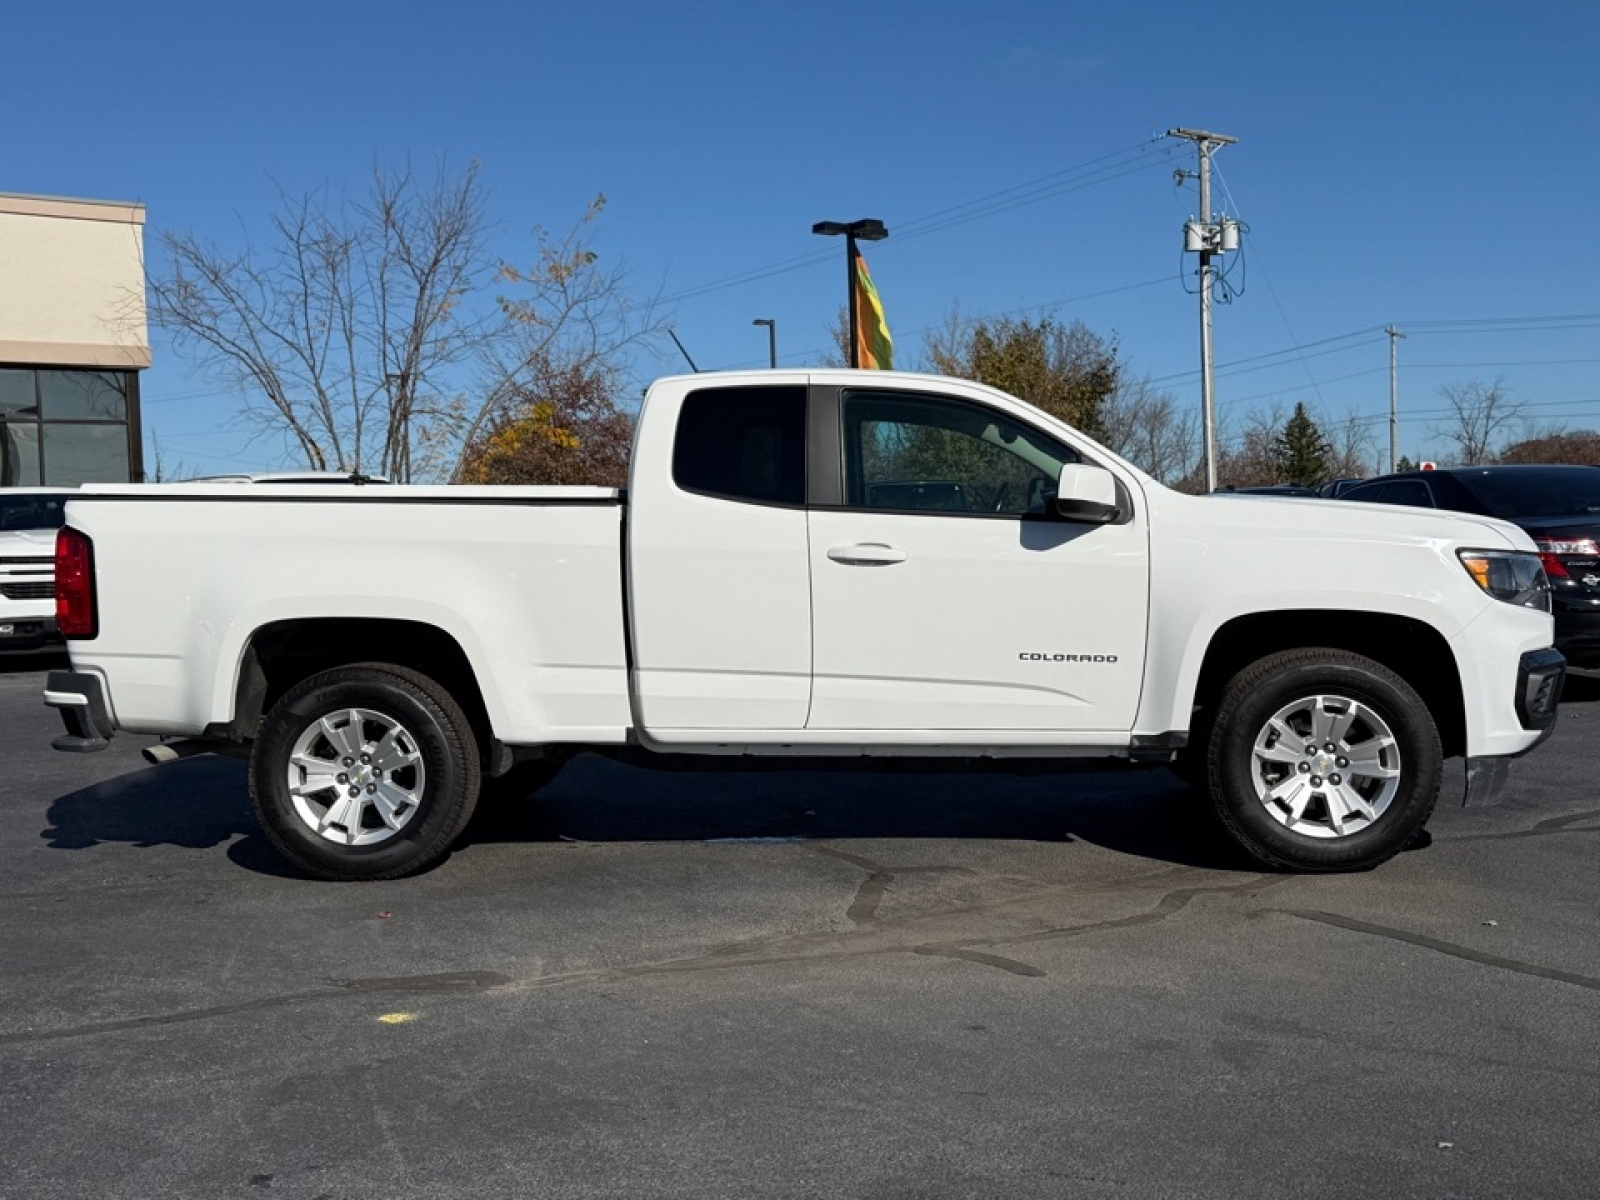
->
<box><xmin>1560</xmin><ymin>670</ymin><xmax>1600</xmax><ymax>704</ymax></box>
<box><xmin>0</xmin><ymin>649</ymin><xmax>67</xmax><ymax>675</ymax></box>
<box><xmin>40</xmin><ymin>757</ymin><xmax>304</xmax><ymax>879</ymax></box>
<box><xmin>41</xmin><ymin>755</ymin><xmax>1256</xmax><ymax>875</ymax></box>
<box><xmin>461</xmin><ymin>757</ymin><xmax>1256</xmax><ymax>872</ymax></box>
<box><xmin>34</xmin><ymin>667</ymin><xmax>1596</xmax><ymax>879</ymax></box>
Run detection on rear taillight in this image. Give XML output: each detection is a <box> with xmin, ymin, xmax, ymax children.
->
<box><xmin>55</xmin><ymin>527</ymin><xmax>97</xmax><ymax>639</ymax></box>
<box><xmin>1535</xmin><ymin>537</ymin><xmax>1600</xmax><ymax>555</ymax></box>
<box><xmin>1534</xmin><ymin>537</ymin><xmax>1600</xmax><ymax>581</ymax></box>
<box><xmin>1537</xmin><ymin>552</ymin><xmax>1569</xmax><ymax>580</ymax></box>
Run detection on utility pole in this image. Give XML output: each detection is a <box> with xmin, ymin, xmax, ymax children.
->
<box><xmin>1168</xmin><ymin>127</ymin><xmax>1238</xmax><ymax>493</ymax></box>
<box><xmin>1386</xmin><ymin>325</ymin><xmax>1406</xmax><ymax>472</ymax></box>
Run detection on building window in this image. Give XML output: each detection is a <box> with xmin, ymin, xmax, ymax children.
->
<box><xmin>0</xmin><ymin>368</ymin><xmax>137</xmax><ymax>486</ymax></box>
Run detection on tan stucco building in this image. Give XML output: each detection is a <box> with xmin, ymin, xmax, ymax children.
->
<box><xmin>0</xmin><ymin>192</ymin><xmax>148</xmax><ymax>485</ymax></box>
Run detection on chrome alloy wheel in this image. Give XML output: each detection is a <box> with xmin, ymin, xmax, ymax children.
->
<box><xmin>1249</xmin><ymin>694</ymin><xmax>1402</xmax><ymax>839</ymax></box>
<box><xmin>285</xmin><ymin>707</ymin><xmax>427</xmax><ymax>846</ymax></box>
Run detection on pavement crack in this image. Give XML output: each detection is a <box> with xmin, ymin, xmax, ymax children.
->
<box><xmin>0</xmin><ymin>970</ymin><xmax>509</xmax><ymax>1047</ymax></box>
<box><xmin>929</xmin><ymin>874</ymin><xmax>1290</xmax><ymax>955</ymax></box>
<box><xmin>911</xmin><ymin>946</ymin><xmax>1047</xmax><ymax>977</ymax></box>
<box><xmin>1438</xmin><ymin>809</ymin><xmax>1600</xmax><ymax>843</ymax></box>
<box><xmin>1282</xmin><ymin>910</ymin><xmax>1600</xmax><ymax>993</ymax></box>
<box><xmin>811</xmin><ymin>845</ymin><xmax>897</xmax><ymax>924</ymax></box>
<box><xmin>810</xmin><ymin>843</ymin><xmax>998</xmax><ymax>926</ymax></box>
<box><xmin>488</xmin><ymin>872</ymin><xmax>1289</xmax><ymax>996</ymax></box>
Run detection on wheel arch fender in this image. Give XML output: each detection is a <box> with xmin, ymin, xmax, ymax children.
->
<box><xmin>1174</xmin><ymin>609</ymin><xmax>1468</xmax><ymax>759</ymax></box>
<box><xmin>213</xmin><ymin>616</ymin><xmax>501</xmax><ymax>765</ymax></box>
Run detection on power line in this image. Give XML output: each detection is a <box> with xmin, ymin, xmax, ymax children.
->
<box><xmin>1212</xmin><ymin>161</ymin><xmax>1329</xmax><ymax>407</ymax></box>
<box><xmin>892</xmin><ymin>139</ymin><xmax>1171</xmax><ymax>235</ymax></box>
<box><xmin>1149</xmin><ymin>328</ymin><xmax>1387</xmax><ymax>386</ymax></box>
<box><xmin>655</xmin><ymin>138</ymin><xmax>1179</xmax><ymax>307</ymax></box>
<box><xmin>1398</xmin><ymin>313</ymin><xmax>1600</xmax><ymax>330</ymax></box>
<box><xmin>717</xmin><ymin>276</ymin><xmax>1173</xmax><ymax>371</ymax></box>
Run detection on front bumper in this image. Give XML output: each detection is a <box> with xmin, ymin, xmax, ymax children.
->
<box><xmin>1463</xmin><ymin>646</ymin><xmax>1565</xmax><ymax>805</ymax></box>
<box><xmin>44</xmin><ymin>670</ymin><xmax>114</xmax><ymax>752</ymax></box>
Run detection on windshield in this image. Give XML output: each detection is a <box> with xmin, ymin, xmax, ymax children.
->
<box><xmin>1453</xmin><ymin>469</ymin><xmax>1600</xmax><ymax>520</ymax></box>
<box><xmin>0</xmin><ymin>493</ymin><xmax>69</xmax><ymax>531</ymax></box>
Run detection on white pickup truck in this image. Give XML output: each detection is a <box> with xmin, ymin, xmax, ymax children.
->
<box><xmin>45</xmin><ymin>370</ymin><xmax>1564</xmax><ymax>880</ymax></box>
<box><xmin>1</xmin><ymin>489</ymin><xmax>71</xmax><ymax>652</ymax></box>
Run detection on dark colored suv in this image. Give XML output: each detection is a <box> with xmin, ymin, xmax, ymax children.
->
<box><xmin>1340</xmin><ymin>465</ymin><xmax>1600</xmax><ymax>666</ymax></box>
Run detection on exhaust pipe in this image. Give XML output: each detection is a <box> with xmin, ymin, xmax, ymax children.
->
<box><xmin>142</xmin><ymin>739</ymin><xmax>221</xmax><ymax>765</ymax></box>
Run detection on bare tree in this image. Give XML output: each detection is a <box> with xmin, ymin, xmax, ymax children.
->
<box><xmin>455</xmin><ymin>195</ymin><xmax>665</xmax><ymax>481</ymax></box>
<box><xmin>151</xmin><ymin>162</ymin><xmax>491</xmax><ymax>481</ymax></box>
<box><xmin>1098</xmin><ymin>374</ymin><xmax>1199</xmax><ymax>485</ymax></box>
<box><xmin>1323</xmin><ymin>409</ymin><xmax>1379</xmax><ymax>480</ymax></box>
<box><xmin>820</xmin><ymin>306</ymin><xmax>850</xmax><ymax>368</ymax></box>
<box><xmin>1497</xmin><ymin>427</ymin><xmax>1600</xmax><ymax>464</ymax></box>
<box><xmin>1204</xmin><ymin>404</ymin><xmax>1287</xmax><ymax>490</ymax></box>
<box><xmin>1432</xmin><ymin>376</ymin><xmax>1525</xmax><ymax>465</ymax></box>
<box><xmin>152</xmin><ymin>168</ymin><xmax>664</xmax><ymax>483</ymax></box>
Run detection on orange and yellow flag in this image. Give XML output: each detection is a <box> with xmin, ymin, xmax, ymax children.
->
<box><xmin>853</xmin><ymin>247</ymin><xmax>893</xmax><ymax>370</ymax></box>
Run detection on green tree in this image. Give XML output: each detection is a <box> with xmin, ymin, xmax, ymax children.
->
<box><xmin>925</xmin><ymin>313</ymin><xmax>1119</xmax><ymax>440</ymax></box>
<box><xmin>1275</xmin><ymin>402</ymin><xmax>1333</xmax><ymax>486</ymax></box>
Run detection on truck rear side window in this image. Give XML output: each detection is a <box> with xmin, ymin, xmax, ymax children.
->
<box><xmin>673</xmin><ymin>386</ymin><xmax>806</xmax><ymax>506</ymax></box>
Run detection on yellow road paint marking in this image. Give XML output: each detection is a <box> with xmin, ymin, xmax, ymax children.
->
<box><xmin>376</xmin><ymin>1012</ymin><xmax>418</xmax><ymax>1025</ymax></box>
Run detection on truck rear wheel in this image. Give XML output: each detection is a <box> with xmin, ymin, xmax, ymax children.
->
<box><xmin>1207</xmin><ymin>648</ymin><xmax>1441</xmax><ymax>872</ymax></box>
<box><xmin>249</xmin><ymin>664</ymin><xmax>481</xmax><ymax>880</ymax></box>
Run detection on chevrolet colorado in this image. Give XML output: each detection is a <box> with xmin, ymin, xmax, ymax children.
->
<box><xmin>45</xmin><ymin>371</ymin><xmax>1564</xmax><ymax>879</ymax></box>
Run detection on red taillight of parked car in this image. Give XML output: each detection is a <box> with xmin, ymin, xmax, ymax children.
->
<box><xmin>1535</xmin><ymin>537</ymin><xmax>1600</xmax><ymax>582</ymax></box>
<box><xmin>55</xmin><ymin>527</ymin><xmax>98</xmax><ymax>639</ymax></box>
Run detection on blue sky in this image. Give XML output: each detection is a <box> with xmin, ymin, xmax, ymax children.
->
<box><xmin>8</xmin><ymin>0</ymin><xmax>1598</xmax><ymax>475</ymax></box>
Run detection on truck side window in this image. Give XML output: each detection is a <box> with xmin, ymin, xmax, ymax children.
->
<box><xmin>841</xmin><ymin>390</ymin><xmax>1078</xmax><ymax>516</ymax></box>
<box><xmin>672</xmin><ymin>386</ymin><xmax>806</xmax><ymax>507</ymax></box>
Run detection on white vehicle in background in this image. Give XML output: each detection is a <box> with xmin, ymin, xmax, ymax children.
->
<box><xmin>1</xmin><ymin>488</ymin><xmax>71</xmax><ymax>652</ymax></box>
<box><xmin>182</xmin><ymin>472</ymin><xmax>391</xmax><ymax>485</ymax></box>
<box><xmin>44</xmin><ymin>371</ymin><xmax>1565</xmax><ymax>881</ymax></box>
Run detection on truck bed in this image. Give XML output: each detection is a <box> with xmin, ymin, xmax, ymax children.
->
<box><xmin>63</xmin><ymin>483</ymin><xmax>633</xmax><ymax>744</ymax></box>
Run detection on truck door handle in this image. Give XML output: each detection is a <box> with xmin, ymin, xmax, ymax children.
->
<box><xmin>827</xmin><ymin>543</ymin><xmax>908</xmax><ymax>566</ymax></box>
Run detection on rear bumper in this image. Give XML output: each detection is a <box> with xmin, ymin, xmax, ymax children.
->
<box><xmin>0</xmin><ymin>614</ymin><xmax>59</xmax><ymax>652</ymax></box>
<box><xmin>44</xmin><ymin>670</ymin><xmax>114</xmax><ymax>752</ymax></box>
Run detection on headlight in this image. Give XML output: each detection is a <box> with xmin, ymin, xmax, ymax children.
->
<box><xmin>1458</xmin><ymin>550</ymin><xmax>1551</xmax><ymax>611</ymax></box>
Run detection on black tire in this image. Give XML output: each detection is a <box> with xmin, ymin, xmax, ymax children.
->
<box><xmin>249</xmin><ymin>664</ymin><xmax>481</xmax><ymax>881</ymax></box>
<box><xmin>1206</xmin><ymin>648</ymin><xmax>1441</xmax><ymax>872</ymax></box>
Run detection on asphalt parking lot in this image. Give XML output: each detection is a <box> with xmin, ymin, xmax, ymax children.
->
<box><xmin>1</xmin><ymin>651</ymin><xmax>1596</xmax><ymax>1199</ymax></box>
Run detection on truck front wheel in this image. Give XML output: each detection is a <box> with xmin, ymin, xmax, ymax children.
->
<box><xmin>249</xmin><ymin>664</ymin><xmax>481</xmax><ymax>880</ymax></box>
<box><xmin>1207</xmin><ymin>649</ymin><xmax>1441</xmax><ymax>872</ymax></box>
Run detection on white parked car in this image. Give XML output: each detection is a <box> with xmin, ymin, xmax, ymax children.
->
<box><xmin>0</xmin><ymin>488</ymin><xmax>71</xmax><ymax>652</ymax></box>
<box><xmin>44</xmin><ymin>371</ymin><xmax>1564</xmax><ymax>879</ymax></box>
<box><xmin>182</xmin><ymin>472</ymin><xmax>391</xmax><ymax>485</ymax></box>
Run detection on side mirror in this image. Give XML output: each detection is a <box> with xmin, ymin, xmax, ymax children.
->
<box><xmin>1052</xmin><ymin>463</ymin><xmax>1121</xmax><ymax>523</ymax></box>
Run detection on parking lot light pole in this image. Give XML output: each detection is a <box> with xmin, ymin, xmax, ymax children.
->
<box><xmin>752</xmin><ymin>318</ymin><xmax>776</xmax><ymax>368</ymax></box>
<box><xmin>811</xmin><ymin>218</ymin><xmax>888</xmax><ymax>369</ymax></box>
